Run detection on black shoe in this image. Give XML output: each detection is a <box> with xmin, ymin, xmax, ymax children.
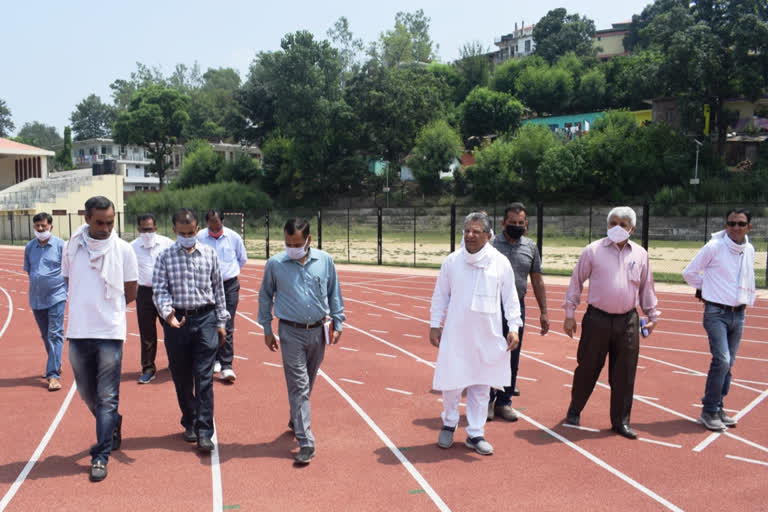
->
<box><xmin>565</xmin><ymin>410</ymin><xmax>580</xmax><ymax>426</ymax></box>
<box><xmin>89</xmin><ymin>460</ymin><xmax>107</xmax><ymax>482</ymax></box>
<box><xmin>288</xmin><ymin>419</ymin><xmax>294</xmax><ymax>432</ymax></box>
<box><xmin>612</xmin><ymin>424</ymin><xmax>638</xmax><ymax>440</ymax></box>
<box><xmin>112</xmin><ymin>414</ymin><xmax>122</xmax><ymax>451</ymax></box>
<box><xmin>294</xmin><ymin>446</ymin><xmax>315</xmax><ymax>464</ymax></box>
<box><xmin>183</xmin><ymin>427</ymin><xmax>198</xmax><ymax>443</ymax></box>
<box><xmin>511</xmin><ymin>388</ymin><xmax>520</xmax><ymax>396</ymax></box>
<box><xmin>197</xmin><ymin>436</ymin><xmax>214</xmax><ymax>452</ymax></box>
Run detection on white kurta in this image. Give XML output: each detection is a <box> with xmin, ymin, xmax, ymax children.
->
<box><xmin>430</xmin><ymin>245</ymin><xmax>522</xmax><ymax>391</ymax></box>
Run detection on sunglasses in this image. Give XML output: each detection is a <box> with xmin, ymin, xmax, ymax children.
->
<box><xmin>726</xmin><ymin>221</ymin><xmax>748</xmax><ymax>227</ymax></box>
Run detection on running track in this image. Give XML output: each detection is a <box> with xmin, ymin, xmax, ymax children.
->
<box><xmin>0</xmin><ymin>246</ymin><xmax>766</xmax><ymax>511</ymax></box>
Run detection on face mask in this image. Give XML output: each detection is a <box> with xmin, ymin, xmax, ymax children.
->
<box><xmin>210</xmin><ymin>229</ymin><xmax>223</xmax><ymax>239</ymax></box>
<box><xmin>177</xmin><ymin>235</ymin><xmax>196</xmax><ymax>249</ymax></box>
<box><xmin>35</xmin><ymin>230</ymin><xmax>52</xmax><ymax>242</ymax></box>
<box><xmin>505</xmin><ymin>225</ymin><xmax>525</xmax><ymax>240</ymax></box>
<box><xmin>140</xmin><ymin>232</ymin><xmax>156</xmax><ymax>247</ymax></box>
<box><xmin>607</xmin><ymin>224</ymin><xmax>631</xmax><ymax>243</ymax></box>
<box><xmin>285</xmin><ymin>239</ymin><xmax>309</xmax><ymax>260</ymax></box>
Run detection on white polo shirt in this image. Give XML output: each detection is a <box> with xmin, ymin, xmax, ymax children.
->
<box><xmin>62</xmin><ymin>237</ymin><xmax>138</xmax><ymax>340</ymax></box>
<box><xmin>131</xmin><ymin>234</ymin><xmax>174</xmax><ymax>287</ymax></box>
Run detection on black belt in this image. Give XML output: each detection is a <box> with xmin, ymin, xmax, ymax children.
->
<box><xmin>587</xmin><ymin>305</ymin><xmax>635</xmax><ymax>317</ymax></box>
<box><xmin>705</xmin><ymin>301</ymin><xmax>746</xmax><ymax>313</ymax></box>
<box><xmin>223</xmin><ymin>277</ymin><xmax>238</xmax><ymax>286</ymax></box>
<box><xmin>175</xmin><ymin>304</ymin><xmax>215</xmax><ymax>316</ymax></box>
<box><xmin>279</xmin><ymin>318</ymin><xmax>324</xmax><ymax>330</ymax></box>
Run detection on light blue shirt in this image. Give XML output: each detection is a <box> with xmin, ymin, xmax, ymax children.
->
<box><xmin>258</xmin><ymin>248</ymin><xmax>345</xmax><ymax>335</ymax></box>
<box><xmin>196</xmin><ymin>226</ymin><xmax>247</xmax><ymax>281</ymax></box>
<box><xmin>23</xmin><ymin>235</ymin><xmax>67</xmax><ymax>310</ymax></box>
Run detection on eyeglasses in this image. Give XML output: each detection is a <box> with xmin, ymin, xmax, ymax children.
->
<box><xmin>726</xmin><ymin>221</ymin><xmax>748</xmax><ymax>227</ymax></box>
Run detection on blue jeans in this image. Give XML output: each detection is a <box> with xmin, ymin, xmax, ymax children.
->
<box><xmin>490</xmin><ymin>302</ymin><xmax>525</xmax><ymax>407</ymax></box>
<box><xmin>33</xmin><ymin>300</ymin><xmax>66</xmax><ymax>379</ymax></box>
<box><xmin>68</xmin><ymin>338</ymin><xmax>123</xmax><ymax>464</ymax></box>
<box><xmin>702</xmin><ymin>303</ymin><xmax>745</xmax><ymax>413</ymax></box>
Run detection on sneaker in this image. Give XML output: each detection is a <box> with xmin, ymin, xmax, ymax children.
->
<box><xmin>213</xmin><ymin>361</ymin><xmax>221</xmax><ymax>373</ymax></box>
<box><xmin>47</xmin><ymin>377</ymin><xmax>62</xmax><ymax>392</ymax></box>
<box><xmin>437</xmin><ymin>425</ymin><xmax>455</xmax><ymax>449</ymax></box>
<box><xmin>220</xmin><ymin>368</ymin><xmax>236</xmax><ymax>382</ymax></box>
<box><xmin>487</xmin><ymin>400</ymin><xmax>495</xmax><ymax>421</ymax></box>
<box><xmin>294</xmin><ymin>446</ymin><xmax>315</xmax><ymax>464</ymax></box>
<box><xmin>718</xmin><ymin>409</ymin><xmax>737</xmax><ymax>427</ymax></box>
<box><xmin>89</xmin><ymin>460</ymin><xmax>107</xmax><ymax>482</ymax></box>
<box><xmin>494</xmin><ymin>404</ymin><xmax>519</xmax><ymax>422</ymax></box>
<box><xmin>465</xmin><ymin>436</ymin><xmax>494</xmax><ymax>455</ymax></box>
<box><xmin>137</xmin><ymin>372</ymin><xmax>156</xmax><ymax>384</ymax></box>
<box><xmin>112</xmin><ymin>414</ymin><xmax>123</xmax><ymax>451</ymax></box>
<box><xmin>700</xmin><ymin>411</ymin><xmax>727</xmax><ymax>431</ymax></box>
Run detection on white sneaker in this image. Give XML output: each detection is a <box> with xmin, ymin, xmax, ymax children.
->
<box><xmin>213</xmin><ymin>361</ymin><xmax>221</xmax><ymax>374</ymax></box>
<box><xmin>220</xmin><ymin>368</ymin><xmax>236</xmax><ymax>382</ymax></box>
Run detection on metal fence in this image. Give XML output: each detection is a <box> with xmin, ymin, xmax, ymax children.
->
<box><xmin>3</xmin><ymin>203</ymin><xmax>766</xmax><ymax>286</ymax></box>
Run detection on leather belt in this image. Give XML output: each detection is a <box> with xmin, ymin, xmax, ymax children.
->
<box><xmin>280</xmin><ymin>318</ymin><xmax>324</xmax><ymax>330</ymax></box>
<box><xmin>587</xmin><ymin>305</ymin><xmax>635</xmax><ymax>317</ymax></box>
<box><xmin>175</xmin><ymin>304</ymin><xmax>215</xmax><ymax>316</ymax></box>
<box><xmin>223</xmin><ymin>277</ymin><xmax>238</xmax><ymax>286</ymax></box>
<box><xmin>705</xmin><ymin>301</ymin><xmax>746</xmax><ymax>313</ymax></box>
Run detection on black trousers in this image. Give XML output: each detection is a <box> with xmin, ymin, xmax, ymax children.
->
<box><xmin>569</xmin><ymin>306</ymin><xmax>640</xmax><ymax>427</ymax></box>
<box><xmin>136</xmin><ymin>285</ymin><xmax>160</xmax><ymax>374</ymax></box>
<box><xmin>217</xmin><ymin>277</ymin><xmax>240</xmax><ymax>369</ymax></box>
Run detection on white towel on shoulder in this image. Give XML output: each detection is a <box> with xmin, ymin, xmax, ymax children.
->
<box><xmin>68</xmin><ymin>224</ymin><xmax>124</xmax><ymax>300</ymax></box>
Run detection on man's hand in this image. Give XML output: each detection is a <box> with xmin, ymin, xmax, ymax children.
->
<box><xmin>539</xmin><ymin>312</ymin><xmax>550</xmax><ymax>335</ymax></box>
<box><xmin>217</xmin><ymin>327</ymin><xmax>226</xmax><ymax>347</ymax></box>
<box><xmin>506</xmin><ymin>331</ymin><xmax>520</xmax><ymax>352</ymax></box>
<box><xmin>643</xmin><ymin>320</ymin><xmax>657</xmax><ymax>337</ymax></box>
<box><xmin>429</xmin><ymin>327</ymin><xmax>442</xmax><ymax>348</ymax></box>
<box><xmin>264</xmin><ymin>333</ymin><xmax>279</xmax><ymax>352</ymax></box>
<box><xmin>331</xmin><ymin>330</ymin><xmax>342</xmax><ymax>345</ymax></box>
<box><xmin>564</xmin><ymin>317</ymin><xmax>577</xmax><ymax>338</ymax></box>
<box><xmin>166</xmin><ymin>309</ymin><xmax>185</xmax><ymax>328</ymax></box>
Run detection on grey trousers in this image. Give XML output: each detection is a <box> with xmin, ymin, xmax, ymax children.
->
<box><xmin>278</xmin><ymin>322</ymin><xmax>326</xmax><ymax>448</ymax></box>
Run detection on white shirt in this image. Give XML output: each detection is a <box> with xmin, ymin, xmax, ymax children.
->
<box><xmin>131</xmin><ymin>234</ymin><xmax>174</xmax><ymax>287</ymax></box>
<box><xmin>196</xmin><ymin>227</ymin><xmax>247</xmax><ymax>281</ymax></box>
<box><xmin>62</xmin><ymin>237</ymin><xmax>138</xmax><ymax>340</ymax></box>
<box><xmin>683</xmin><ymin>237</ymin><xmax>756</xmax><ymax>307</ymax></box>
<box><xmin>430</xmin><ymin>245</ymin><xmax>522</xmax><ymax>391</ymax></box>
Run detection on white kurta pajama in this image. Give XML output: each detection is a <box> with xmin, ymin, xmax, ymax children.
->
<box><xmin>430</xmin><ymin>244</ymin><xmax>522</xmax><ymax>438</ymax></box>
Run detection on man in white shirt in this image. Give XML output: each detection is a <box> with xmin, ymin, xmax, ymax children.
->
<box><xmin>197</xmin><ymin>209</ymin><xmax>247</xmax><ymax>382</ymax></box>
<box><xmin>683</xmin><ymin>208</ymin><xmax>756</xmax><ymax>432</ymax></box>
<box><xmin>429</xmin><ymin>212</ymin><xmax>521</xmax><ymax>456</ymax></box>
<box><xmin>130</xmin><ymin>213</ymin><xmax>173</xmax><ymax>384</ymax></box>
<box><xmin>62</xmin><ymin>196</ymin><xmax>138</xmax><ymax>482</ymax></box>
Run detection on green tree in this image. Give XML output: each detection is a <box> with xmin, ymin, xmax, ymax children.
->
<box><xmin>168</xmin><ymin>62</ymin><xmax>203</xmax><ymax>93</ymax></box>
<box><xmin>110</xmin><ymin>62</ymin><xmax>166</xmax><ymax>111</ymax></box>
<box><xmin>327</xmin><ymin>16</ymin><xmax>365</xmax><ymax>80</ymax></box>
<box><xmin>466</xmin><ymin>139</ymin><xmax>521</xmax><ymax>202</ymax></box>
<box><xmin>407</xmin><ymin>119</ymin><xmax>463</xmax><ymax>195</ymax></box>
<box><xmin>427</xmin><ymin>62</ymin><xmax>464</xmax><ymax>105</ymax></box>
<box><xmin>490</xmin><ymin>56</ymin><xmax>545</xmax><ymax>95</ymax></box>
<box><xmin>513</xmin><ymin>124</ymin><xmax>560</xmax><ymax>195</ymax></box>
<box><xmin>373</xmin><ymin>9</ymin><xmax>437</xmax><ymax>67</ymax></box>
<box><xmin>217</xmin><ymin>152</ymin><xmax>262</xmax><ymax>185</ymax></box>
<box><xmin>576</xmin><ymin>68</ymin><xmax>608</xmax><ymax>112</ymax></box>
<box><xmin>14</xmin><ymin>121</ymin><xmax>62</xmax><ymax>149</ymax></box>
<box><xmin>454</xmin><ymin>41</ymin><xmax>490</xmax><ymax>101</ymax></box>
<box><xmin>173</xmin><ymin>139</ymin><xmax>222</xmax><ymax>188</ymax></box>
<box><xmin>533</xmin><ymin>8</ymin><xmax>597</xmax><ymax>63</ymax></box>
<box><xmin>261</xmin><ymin>135</ymin><xmax>299</xmax><ymax>200</ymax></box>
<box><xmin>460</xmin><ymin>87</ymin><xmax>524</xmax><ymax>140</ymax></box>
<box><xmin>113</xmin><ymin>85</ymin><xmax>190</xmax><ymax>189</ymax></box>
<box><xmin>70</xmin><ymin>94</ymin><xmax>116</xmax><ymax>140</ymax></box>
<box><xmin>537</xmin><ymin>139</ymin><xmax>586</xmax><ymax>194</ymax></box>
<box><xmin>515</xmin><ymin>63</ymin><xmax>574</xmax><ymax>114</ymax></box>
<box><xmin>185</xmin><ymin>68</ymin><xmax>243</xmax><ymax>141</ymax></box>
<box><xmin>0</xmin><ymin>98</ymin><xmax>15</xmax><ymax>137</ymax></box>
<box><xmin>55</xmin><ymin>126</ymin><xmax>74</xmax><ymax>170</ymax></box>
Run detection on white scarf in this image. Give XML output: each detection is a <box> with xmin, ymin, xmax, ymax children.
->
<box><xmin>711</xmin><ymin>230</ymin><xmax>756</xmax><ymax>306</ymax></box>
<box><xmin>463</xmin><ymin>244</ymin><xmax>499</xmax><ymax>313</ymax></box>
<box><xmin>68</xmin><ymin>224</ymin><xmax>124</xmax><ymax>300</ymax></box>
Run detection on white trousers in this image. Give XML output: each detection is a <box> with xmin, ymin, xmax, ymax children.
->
<box><xmin>441</xmin><ymin>385</ymin><xmax>490</xmax><ymax>439</ymax></box>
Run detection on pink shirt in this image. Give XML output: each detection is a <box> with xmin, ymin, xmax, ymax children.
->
<box><xmin>564</xmin><ymin>238</ymin><xmax>660</xmax><ymax>321</ymax></box>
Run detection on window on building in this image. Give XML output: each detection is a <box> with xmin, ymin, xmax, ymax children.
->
<box><xmin>525</xmin><ymin>40</ymin><xmax>531</xmax><ymax>53</ymax></box>
<box><xmin>101</xmin><ymin>145</ymin><xmax>107</xmax><ymax>155</ymax></box>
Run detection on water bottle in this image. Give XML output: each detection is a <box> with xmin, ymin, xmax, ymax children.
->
<box><xmin>640</xmin><ymin>318</ymin><xmax>649</xmax><ymax>337</ymax></box>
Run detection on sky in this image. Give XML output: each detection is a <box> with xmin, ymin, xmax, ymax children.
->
<box><xmin>2</xmin><ymin>0</ymin><xmax>654</xmax><ymax>137</ymax></box>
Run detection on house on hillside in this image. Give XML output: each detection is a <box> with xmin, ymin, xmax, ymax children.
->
<box><xmin>593</xmin><ymin>22</ymin><xmax>631</xmax><ymax>60</ymax></box>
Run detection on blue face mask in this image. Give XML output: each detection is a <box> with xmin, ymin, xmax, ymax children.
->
<box><xmin>177</xmin><ymin>235</ymin><xmax>196</xmax><ymax>248</ymax></box>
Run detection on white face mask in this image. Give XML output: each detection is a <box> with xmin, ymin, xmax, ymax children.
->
<box><xmin>177</xmin><ymin>235</ymin><xmax>196</xmax><ymax>249</ymax></box>
<box><xmin>607</xmin><ymin>224</ymin><xmax>631</xmax><ymax>243</ymax></box>
<box><xmin>285</xmin><ymin>239</ymin><xmax>309</xmax><ymax>260</ymax></box>
<box><xmin>140</xmin><ymin>232</ymin><xmax>156</xmax><ymax>247</ymax></box>
<box><xmin>35</xmin><ymin>230</ymin><xmax>52</xmax><ymax>242</ymax></box>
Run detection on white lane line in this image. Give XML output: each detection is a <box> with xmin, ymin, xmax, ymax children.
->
<box><xmin>263</xmin><ymin>362</ymin><xmax>282</xmax><ymax>368</ymax></box>
<box><xmin>412</xmin><ymin>305</ymin><xmax>427</xmax><ymax>309</ymax></box>
<box><xmin>248</xmin><ymin>331</ymin><xmax>261</xmax><ymax>335</ymax></box>
<box><xmin>376</xmin><ymin>353</ymin><xmax>397</xmax><ymax>359</ymax></box>
<box><xmin>561</xmin><ymin>423</ymin><xmax>600</xmax><ymax>433</ymax></box>
<box><xmin>638</xmin><ymin>438</ymin><xmax>682</xmax><ymax>449</ymax></box>
<box><xmin>517</xmin><ymin>376</ymin><xmax>537</xmax><ymax>382</ymax></box>
<box><xmin>344</xmin><ymin>324</ymin><xmax>434</xmax><ymax>368</ymax></box>
<box><xmin>643</xmin><ymin>345</ymin><xmax>768</xmax><ymax>363</ymax></box>
<box><xmin>339</xmin><ymin>347</ymin><xmax>359</xmax><ymax>352</ymax></box>
<box><xmin>388</xmin><ymin>303</ymin><xmax>401</xmax><ymax>306</ymax></box>
<box><xmin>642</xmin><ymin>355</ymin><xmax>761</xmax><ymax>393</ymax></box>
<box><xmin>210</xmin><ymin>419</ymin><xmax>223</xmax><ymax>512</ymax></box>
<box><xmin>366</xmin><ymin>313</ymin><xmax>382</xmax><ymax>317</ymax></box>
<box><xmin>672</xmin><ymin>370</ymin><xmax>700</xmax><ymax>376</ymax></box>
<box><xmin>566</xmin><ymin>356</ymin><xmax>577</xmax><ymax>360</ymax></box>
<box><xmin>0</xmin><ymin>382</ymin><xmax>77</xmax><ymax>511</ymax></box>
<box><xmin>0</xmin><ymin>288</ymin><xmax>12</xmax><ymax>340</ymax></box>
<box><xmin>234</xmin><ymin>355</ymin><xmax>249</xmax><ymax>360</ymax></box>
<box><xmin>404</xmin><ymin>334</ymin><xmax>422</xmax><ymax>339</ymax></box>
<box><xmin>692</xmin><ymin>404</ymin><xmax>739</xmax><ymax>413</ymax></box>
<box><xmin>386</xmin><ymin>387</ymin><xmax>413</xmax><ymax>396</ymax></box>
<box><xmin>563</xmin><ymin>384</ymin><xmax>573</xmax><ymax>388</ymax></box>
<box><xmin>725</xmin><ymin>455</ymin><xmax>768</xmax><ymax>467</ymax></box>
<box><xmin>318</xmin><ymin>370</ymin><xmax>450</xmax><ymax>512</ymax></box>
<box><xmin>395</xmin><ymin>316</ymin><xmax>411</xmax><ymax>320</ymax></box>
<box><xmin>653</xmin><ymin>329</ymin><xmax>768</xmax><ymax>345</ymax></box>
<box><xmin>370</xmin><ymin>329</ymin><xmax>388</xmax><ymax>334</ymax></box>
<box><xmin>339</xmin><ymin>378</ymin><xmax>364</xmax><ymax>385</ymax></box>
<box><xmin>735</xmin><ymin>378</ymin><xmax>768</xmax><ymax>386</ymax></box>
<box><xmin>129</xmin><ymin>333</ymin><xmax>139</xmax><ymax>337</ymax></box>
<box><xmin>522</xmin><ymin>350</ymin><xmax>545</xmax><ymax>356</ymax></box>
<box><xmin>637</xmin><ymin>366</ymin><xmax>646</xmax><ymax>369</ymax></box>
<box><xmin>693</xmin><ymin>388</ymin><xmax>768</xmax><ymax>453</ymax></box>
<box><xmin>16</xmin><ymin>308</ymin><xmax>24</xmax><ymax>311</ymax></box>
<box><xmin>633</xmin><ymin>395</ymin><xmax>659</xmax><ymax>401</ymax></box>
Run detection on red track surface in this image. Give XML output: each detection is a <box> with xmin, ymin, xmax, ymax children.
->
<box><xmin>0</xmin><ymin>245</ymin><xmax>766</xmax><ymax>511</ymax></box>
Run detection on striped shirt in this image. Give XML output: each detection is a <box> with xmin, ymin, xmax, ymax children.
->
<box><xmin>152</xmin><ymin>240</ymin><xmax>230</xmax><ymax>327</ymax></box>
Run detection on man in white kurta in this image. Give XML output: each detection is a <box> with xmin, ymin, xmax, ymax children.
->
<box><xmin>429</xmin><ymin>213</ymin><xmax>522</xmax><ymax>455</ymax></box>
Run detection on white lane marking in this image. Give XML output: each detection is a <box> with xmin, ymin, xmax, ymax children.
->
<box><xmin>234</xmin><ymin>355</ymin><xmax>249</xmax><ymax>360</ymax></box>
<box><xmin>386</xmin><ymin>387</ymin><xmax>413</xmax><ymax>396</ymax></box>
<box><xmin>561</xmin><ymin>423</ymin><xmax>600</xmax><ymax>433</ymax></box>
<box><xmin>376</xmin><ymin>353</ymin><xmax>397</xmax><ymax>359</ymax></box>
<box><xmin>653</xmin><ymin>329</ymin><xmax>768</xmax><ymax>345</ymax></box>
<box><xmin>403</xmin><ymin>334</ymin><xmax>421</xmax><ymax>339</ymax></box>
<box><xmin>637</xmin><ymin>366</ymin><xmax>646</xmax><ymax>369</ymax></box>
<box><xmin>370</xmin><ymin>329</ymin><xmax>388</xmax><ymax>334</ymax></box>
<box><xmin>318</xmin><ymin>369</ymin><xmax>450</xmax><ymax>512</ymax></box>
<box><xmin>129</xmin><ymin>333</ymin><xmax>139</xmax><ymax>337</ymax></box>
<box><xmin>735</xmin><ymin>378</ymin><xmax>768</xmax><ymax>386</ymax></box>
<box><xmin>633</xmin><ymin>395</ymin><xmax>659</xmax><ymax>401</ymax></box>
<box><xmin>517</xmin><ymin>376</ymin><xmax>537</xmax><ymax>382</ymax></box>
<box><xmin>388</xmin><ymin>303</ymin><xmax>401</xmax><ymax>306</ymax></box>
<box><xmin>693</xmin><ymin>388</ymin><xmax>768</xmax><ymax>453</ymax></box>
<box><xmin>339</xmin><ymin>347</ymin><xmax>359</xmax><ymax>352</ymax></box>
<box><xmin>366</xmin><ymin>313</ymin><xmax>382</xmax><ymax>317</ymax></box>
<box><xmin>692</xmin><ymin>404</ymin><xmax>739</xmax><ymax>413</ymax></box>
<box><xmin>638</xmin><ymin>438</ymin><xmax>682</xmax><ymax>449</ymax></box>
<box><xmin>248</xmin><ymin>331</ymin><xmax>261</xmax><ymax>335</ymax></box>
<box><xmin>522</xmin><ymin>350</ymin><xmax>544</xmax><ymax>355</ymax></box>
<box><xmin>0</xmin><ymin>287</ymin><xmax>13</xmax><ymax>339</ymax></box>
<box><xmin>673</xmin><ymin>370</ymin><xmax>700</xmax><ymax>376</ymax></box>
<box><xmin>395</xmin><ymin>316</ymin><xmax>411</xmax><ymax>320</ymax></box>
<box><xmin>339</xmin><ymin>378</ymin><xmax>364</xmax><ymax>385</ymax></box>
<box><xmin>16</xmin><ymin>308</ymin><xmax>24</xmax><ymax>311</ymax></box>
<box><xmin>0</xmin><ymin>382</ymin><xmax>77</xmax><ymax>511</ymax></box>
<box><xmin>642</xmin><ymin>355</ymin><xmax>761</xmax><ymax>393</ymax></box>
<box><xmin>566</xmin><ymin>356</ymin><xmax>577</xmax><ymax>360</ymax></box>
<box><xmin>564</xmin><ymin>384</ymin><xmax>573</xmax><ymax>388</ymax></box>
<box><xmin>344</xmin><ymin>324</ymin><xmax>434</xmax><ymax>367</ymax></box>
<box><xmin>725</xmin><ymin>455</ymin><xmax>768</xmax><ymax>467</ymax></box>
<box><xmin>412</xmin><ymin>305</ymin><xmax>427</xmax><ymax>309</ymax></box>
<box><xmin>643</xmin><ymin>345</ymin><xmax>768</xmax><ymax>363</ymax></box>
<box><xmin>210</xmin><ymin>419</ymin><xmax>223</xmax><ymax>512</ymax></box>
<box><xmin>263</xmin><ymin>362</ymin><xmax>282</xmax><ymax>368</ymax></box>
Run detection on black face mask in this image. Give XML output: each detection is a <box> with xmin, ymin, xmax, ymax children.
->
<box><xmin>505</xmin><ymin>225</ymin><xmax>525</xmax><ymax>239</ymax></box>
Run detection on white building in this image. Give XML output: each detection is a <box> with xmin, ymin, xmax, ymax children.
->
<box><xmin>493</xmin><ymin>23</ymin><xmax>536</xmax><ymax>65</ymax></box>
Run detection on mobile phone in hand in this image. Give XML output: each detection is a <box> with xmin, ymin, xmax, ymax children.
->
<box><xmin>640</xmin><ymin>318</ymin><xmax>649</xmax><ymax>337</ymax></box>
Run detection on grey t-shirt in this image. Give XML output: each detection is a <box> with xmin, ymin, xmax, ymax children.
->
<box><xmin>491</xmin><ymin>233</ymin><xmax>542</xmax><ymax>299</ymax></box>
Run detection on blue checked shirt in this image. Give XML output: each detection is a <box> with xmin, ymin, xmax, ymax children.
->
<box><xmin>258</xmin><ymin>248</ymin><xmax>345</xmax><ymax>335</ymax></box>
<box><xmin>152</xmin><ymin>240</ymin><xmax>230</xmax><ymax>328</ymax></box>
